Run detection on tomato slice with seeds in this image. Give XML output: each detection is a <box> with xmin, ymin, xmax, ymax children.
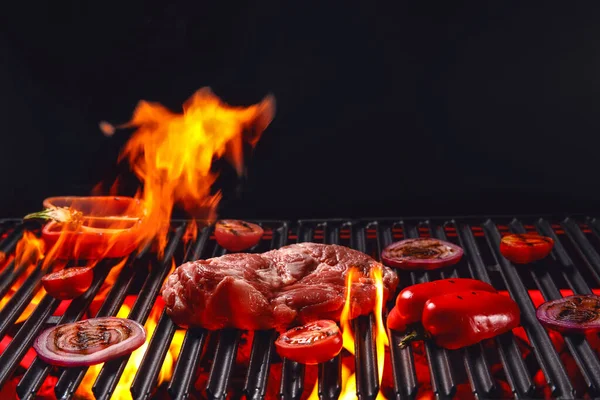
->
<box><xmin>499</xmin><ymin>233</ymin><xmax>554</xmax><ymax>264</ymax></box>
<box><xmin>41</xmin><ymin>267</ymin><xmax>94</xmax><ymax>300</ymax></box>
<box><xmin>214</xmin><ymin>219</ymin><xmax>264</xmax><ymax>252</ymax></box>
<box><xmin>274</xmin><ymin>320</ymin><xmax>343</xmax><ymax>365</ymax></box>
<box><xmin>381</xmin><ymin>238</ymin><xmax>463</xmax><ymax>270</ymax></box>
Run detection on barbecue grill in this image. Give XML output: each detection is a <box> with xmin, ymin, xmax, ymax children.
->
<box><xmin>1</xmin><ymin>216</ymin><xmax>599</xmax><ymax>400</ymax></box>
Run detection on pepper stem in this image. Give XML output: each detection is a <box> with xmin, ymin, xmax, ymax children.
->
<box><xmin>24</xmin><ymin>209</ymin><xmax>59</xmax><ymax>221</ymax></box>
<box><xmin>24</xmin><ymin>207</ymin><xmax>82</xmax><ymax>225</ymax></box>
<box><xmin>398</xmin><ymin>329</ymin><xmax>431</xmax><ymax>348</ymax></box>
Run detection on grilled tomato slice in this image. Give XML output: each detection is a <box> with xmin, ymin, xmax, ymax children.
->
<box><xmin>499</xmin><ymin>233</ymin><xmax>554</xmax><ymax>264</ymax></box>
<box><xmin>215</xmin><ymin>219</ymin><xmax>264</xmax><ymax>252</ymax></box>
<box><xmin>41</xmin><ymin>267</ymin><xmax>93</xmax><ymax>300</ymax></box>
<box><xmin>275</xmin><ymin>320</ymin><xmax>343</xmax><ymax>365</ymax></box>
<box><xmin>381</xmin><ymin>238</ymin><xmax>463</xmax><ymax>270</ymax></box>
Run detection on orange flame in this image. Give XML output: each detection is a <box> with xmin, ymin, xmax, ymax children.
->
<box><xmin>0</xmin><ymin>232</ymin><xmax>46</xmax><ymax>322</ymax></box>
<box><xmin>15</xmin><ymin>231</ymin><xmax>45</xmax><ymax>267</ymax></box>
<box><xmin>339</xmin><ymin>266</ymin><xmax>388</xmax><ymax>399</ymax></box>
<box><xmin>3</xmin><ymin>88</ymin><xmax>274</xmax><ymax>397</ymax></box>
<box><xmin>117</xmin><ymin>87</ymin><xmax>275</xmax><ymax>254</ymax></box>
<box><xmin>340</xmin><ymin>268</ymin><xmax>356</xmax><ymax>356</ymax></box>
<box><xmin>372</xmin><ymin>266</ymin><xmax>388</xmax><ymax>400</ymax></box>
<box><xmin>340</xmin><ymin>363</ymin><xmax>357</xmax><ymax>400</ymax></box>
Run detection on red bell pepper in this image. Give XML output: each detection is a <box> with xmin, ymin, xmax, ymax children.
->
<box><xmin>417</xmin><ymin>290</ymin><xmax>520</xmax><ymax>350</ymax></box>
<box><xmin>387</xmin><ymin>278</ymin><xmax>497</xmax><ymax>331</ymax></box>
<box><xmin>30</xmin><ymin>196</ymin><xmax>145</xmax><ymax>260</ymax></box>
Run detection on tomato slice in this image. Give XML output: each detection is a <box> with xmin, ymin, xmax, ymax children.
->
<box><xmin>381</xmin><ymin>238</ymin><xmax>463</xmax><ymax>270</ymax></box>
<box><xmin>41</xmin><ymin>267</ymin><xmax>94</xmax><ymax>300</ymax></box>
<box><xmin>214</xmin><ymin>220</ymin><xmax>264</xmax><ymax>252</ymax></box>
<box><xmin>274</xmin><ymin>320</ymin><xmax>343</xmax><ymax>365</ymax></box>
<box><xmin>499</xmin><ymin>233</ymin><xmax>554</xmax><ymax>264</ymax></box>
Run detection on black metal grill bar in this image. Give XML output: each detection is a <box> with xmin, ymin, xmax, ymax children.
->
<box><xmin>91</xmin><ymin>223</ymin><xmax>186</xmax><ymax>400</ymax></box>
<box><xmin>131</xmin><ymin>225</ymin><xmax>211</xmax><ymax>400</ymax></box>
<box><xmin>350</xmin><ymin>222</ymin><xmax>381</xmax><ymax>400</ymax></box>
<box><xmin>318</xmin><ymin>357</ymin><xmax>342</xmax><ymax>400</ymax></box>
<box><xmin>0</xmin><ymin>294</ymin><xmax>60</xmax><ymax>389</ymax></box>
<box><xmin>379</xmin><ymin>223</ymin><xmax>418</xmax><ymax>400</ymax></box>
<box><xmin>206</xmin><ymin>329</ymin><xmax>241</xmax><ymax>400</ymax></box>
<box><xmin>130</xmin><ymin>311</ymin><xmax>177</xmax><ymax>399</ymax></box>
<box><xmin>454</xmin><ymin>221</ymin><xmax>534</xmax><ymax>398</ymax></box>
<box><xmin>243</xmin><ymin>223</ymin><xmax>288</xmax><ymax>400</ymax></box>
<box><xmin>483</xmin><ymin>220</ymin><xmax>574</xmax><ymax>399</ymax></box>
<box><xmin>403</xmin><ymin>222</ymin><xmax>455</xmax><ymax>400</ymax></box>
<box><xmin>280</xmin><ymin>359</ymin><xmax>305</xmax><ymax>400</ymax></box>
<box><xmin>244</xmin><ymin>330</ymin><xmax>278</xmax><ymax>400</ymax></box>
<box><xmin>510</xmin><ymin>220</ymin><xmax>600</xmax><ymax>394</ymax></box>
<box><xmin>0</xmin><ymin>222</ymin><xmax>24</xmax><ymax>255</ymax></box>
<box><xmin>428</xmin><ymin>221</ymin><xmax>495</xmax><ymax>399</ymax></box>
<box><xmin>0</xmin><ymin>260</ymin><xmax>17</xmax><ymax>299</ymax></box>
<box><xmin>54</xmin><ymin>250</ymin><xmax>146</xmax><ymax>399</ymax></box>
<box><xmin>167</xmin><ymin>328</ymin><xmax>207</xmax><ymax>400</ymax></box>
<box><xmin>0</xmin><ymin>257</ymin><xmax>44</xmax><ymax>301</ymax></box>
<box><xmin>587</xmin><ymin>217</ymin><xmax>600</xmax><ymax>245</ymax></box>
<box><xmin>15</xmin><ymin>260</ymin><xmax>115</xmax><ymax>400</ymax></box>
<box><xmin>537</xmin><ymin>219</ymin><xmax>592</xmax><ymax>294</ymax></box>
<box><xmin>562</xmin><ymin>218</ymin><xmax>600</xmax><ymax>286</ymax></box>
<box><xmin>318</xmin><ymin>222</ymin><xmax>342</xmax><ymax>400</ymax></box>
<box><xmin>0</xmin><ymin>261</ymin><xmax>43</xmax><ymax>340</ymax></box>
<box><xmin>353</xmin><ymin>314</ymin><xmax>379</xmax><ymax>400</ymax></box>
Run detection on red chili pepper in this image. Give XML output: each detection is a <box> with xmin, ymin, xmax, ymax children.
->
<box><xmin>419</xmin><ymin>291</ymin><xmax>521</xmax><ymax>349</ymax></box>
<box><xmin>387</xmin><ymin>278</ymin><xmax>497</xmax><ymax>332</ymax></box>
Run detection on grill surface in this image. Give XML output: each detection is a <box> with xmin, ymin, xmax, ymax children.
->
<box><xmin>0</xmin><ymin>216</ymin><xmax>599</xmax><ymax>399</ymax></box>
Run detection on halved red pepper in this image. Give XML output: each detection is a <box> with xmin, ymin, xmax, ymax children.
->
<box><xmin>387</xmin><ymin>278</ymin><xmax>497</xmax><ymax>331</ymax></box>
<box><xmin>34</xmin><ymin>196</ymin><xmax>145</xmax><ymax>259</ymax></box>
<box><xmin>418</xmin><ymin>290</ymin><xmax>521</xmax><ymax>350</ymax></box>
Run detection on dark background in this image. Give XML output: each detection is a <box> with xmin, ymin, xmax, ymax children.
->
<box><xmin>2</xmin><ymin>2</ymin><xmax>600</xmax><ymax>219</ymax></box>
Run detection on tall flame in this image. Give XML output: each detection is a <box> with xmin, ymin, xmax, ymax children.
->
<box><xmin>1</xmin><ymin>88</ymin><xmax>275</xmax><ymax>397</ymax></box>
<box><xmin>340</xmin><ymin>268</ymin><xmax>356</xmax><ymax>356</ymax></box>
<box><xmin>339</xmin><ymin>266</ymin><xmax>389</xmax><ymax>399</ymax></box>
<box><xmin>372</xmin><ymin>266</ymin><xmax>388</xmax><ymax>399</ymax></box>
<box><xmin>118</xmin><ymin>87</ymin><xmax>275</xmax><ymax>253</ymax></box>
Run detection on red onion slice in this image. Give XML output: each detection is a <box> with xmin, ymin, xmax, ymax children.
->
<box><xmin>381</xmin><ymin>238</ymin><xmax>463</xmax><ymax>270</ymax></box>
<box><xmin>33</xmin><ymin>317</ymin><xmax>146</xmax><ymax>366</ymax></box>
<box><xmin>536</xmin><ymin>295</ymin><xmax>600</xmax><ymax>333</ymax></box>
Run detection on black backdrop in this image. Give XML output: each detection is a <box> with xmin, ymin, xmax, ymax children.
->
<box><xmin>2</xmin><ymin>2</ymin><xmax>600</xmax><ymax>219</ymax></box>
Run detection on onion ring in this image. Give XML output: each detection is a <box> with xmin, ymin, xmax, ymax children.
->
<box><xmin>536</xmin><ymin>295</ymin><xmax>600</xmax><ymax>333</ymax></box>
<box><xmin>33</xmin><ymin>317</ymin><xmax>146</xmax><ymax>366</ymax></box>
<box><xmin>381</xmin><ymin>238</ymin><xmax>463</xmax><ymax>270</ymax></box>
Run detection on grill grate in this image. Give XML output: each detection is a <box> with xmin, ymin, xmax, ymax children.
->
<box><xmin>0</xmin><ymin>216</ymin><xmax>599</xmax><ymax>399</ymax></box>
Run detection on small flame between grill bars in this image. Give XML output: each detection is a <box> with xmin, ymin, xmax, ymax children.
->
<box><xmin>0</xmin><ymin>216</ymin><xmax>600</xmax><ymax>400</ymax></box>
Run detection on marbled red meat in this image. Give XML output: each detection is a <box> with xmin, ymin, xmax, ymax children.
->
<box><xmin>161</xmin><ymin>243</ymin><xmax>399</xmax><ymax>331</ymax></box>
